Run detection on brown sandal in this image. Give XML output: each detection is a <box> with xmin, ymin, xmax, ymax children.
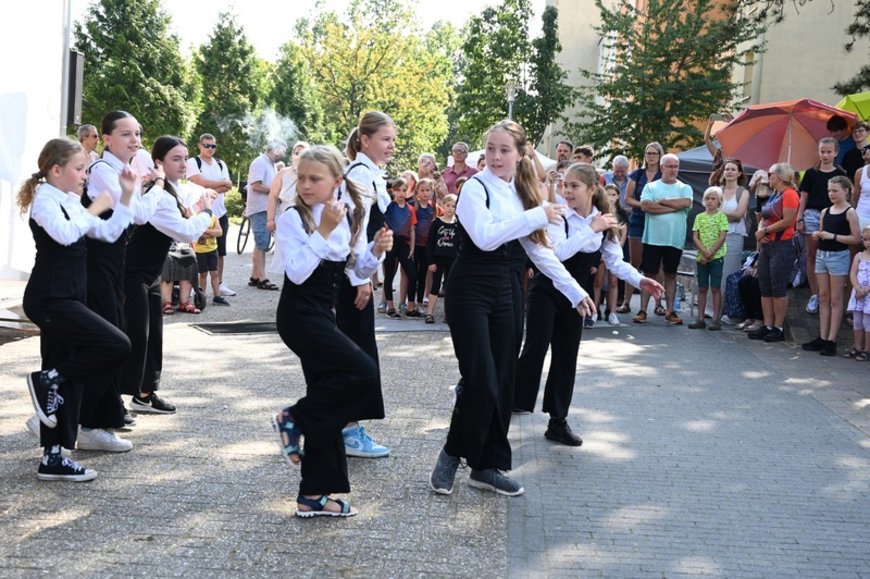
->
<box><xmin>162</xmin><ymin>301</ymin><xmax>175</xmax><ymax>315</ymax></box>
<box><xmin>177</xmin><ymin>302</ymin><xmax>201</xmax><ymax>314</ymax></box>
<box><xmin>257</xmin><ymin>279</ymin><xmax>279</xmax><ymax>291</ymax></box>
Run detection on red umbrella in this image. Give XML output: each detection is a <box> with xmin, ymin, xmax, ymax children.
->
<box><xmin>715</xmin><ymin>99</ymin><xmax>857</xmax><ymax>171</ymax></box>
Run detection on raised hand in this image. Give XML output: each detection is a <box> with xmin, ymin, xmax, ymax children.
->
<box><xmin>317</xmin><ymin>199</ymin><xmax>347</xmax><ymax>238</ymax></box>
<box><xmin>543</xmin><ymin>203</ymin><xmax>565</xmax><ymax>224</ymax></box>
<box><xmin>590</xmin><ymin>213</ymin><xmax>617</xmax><ymax>233</ymax></box>
<box><xmin>373</xmin><ymin>226</ymin><xmax>394</xmax><ymax>258</ymax></box>
<box><xmin>118</xmin><ymin>166</ymin><xmax>136</xmax><ymax>207</ymax></box>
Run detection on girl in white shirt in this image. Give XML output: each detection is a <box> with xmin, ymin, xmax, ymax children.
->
<box><xmin>19</xmin><ymin>138</ymin><xmax>135</xmax><ymax>482</ymax></box>
<box><xmin>271</xmin><ymin>145</ymin><xmax>392</xmax><ymax>518</ymax></box>
<box><xmin>429</xmin><ymin>120</ymin><xmax>596</xmax><ymax>497</ymax></box>
<box><xmin>514</xmin><ymin>163</ymin><xmax>663</xmax><ymax>446</ymax></box>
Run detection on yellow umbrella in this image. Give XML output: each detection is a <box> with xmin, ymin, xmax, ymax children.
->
<box><xmin>835</xmin><ymin>92</ymin><xmax>870</xmax><ymax>120</ymax></box>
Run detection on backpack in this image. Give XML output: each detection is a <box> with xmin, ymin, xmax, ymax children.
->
<box><xmin>194</xmin><ymin>156</ymin><xmax>225</xmax><ymax>173</ymax></box>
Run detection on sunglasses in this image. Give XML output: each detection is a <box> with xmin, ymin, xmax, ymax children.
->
<box><xmin>202</xmin><ymin>144</ymin><xmax>217</xmax><ymax>149</ymax></box>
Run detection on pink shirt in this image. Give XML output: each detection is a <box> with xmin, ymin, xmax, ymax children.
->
<box><xmin>443</xmin><ymin>164</ymin><xmax>478</xmax><ymax>194</ymax></box>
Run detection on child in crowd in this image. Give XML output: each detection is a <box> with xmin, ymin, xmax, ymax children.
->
<box><xmin>425</xmin><ymin>194</ymin><xmax>458</xmax><ymax>323</ymax></box>
<box><xmin>195</xmin><ymin>212</ymin><xmax>227</xmax><ymax>305</ymax></box>
<box><xmin>803</xmin><ymin>176</ymin><xmax>860</xmax><ymax>356</ymax></box>
<box><xmin>272</xmin><ymin>145</ymin><xmax>392</xmax><ymax>518</ymax></box>
<box><xmin>410</xmin><ymin>178</ymin><xmax>436</xmax><ymax>317</ymax></box>
<box><xmin>596</xmin><ymin>184</ymin><xmax>629</xmax><ymax>325</ymax></box>
<box><xmin>454</xmin><ymin>176</ymin><xmax>468</xmax><ymax>195</ymax></box>
<box><xmin>690</xmin><ymin>186</ymin><xmax>728</xmax><ymax>330</ymax></box>
<box><xmin>383</xmin><ymin>178</ymin><xmax>418</xmax><ymax>318</ymax></box>
<box><xmin>19</xmin><ymin>138</ymin><xmax>136</xmax><ymax>480</ymax></box>
<box><xmin>845</xmin><ymin>225</ymin><xmax>870</xmax><ymax>360</ymax></box>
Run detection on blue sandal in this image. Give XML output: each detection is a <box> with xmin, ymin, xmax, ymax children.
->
<box><xmin>271</xmin><ymin>408</ymin><xmax>303</xmax><ymax>468</ymax></box>
<box><xmin>295</xmin><ymin>495</ymin><xmax>357</xmax><ymax>518</ymax></box>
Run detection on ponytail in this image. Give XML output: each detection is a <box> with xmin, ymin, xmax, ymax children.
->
<box><xmin>345</xmin><ymin>127</ymin><xmax>362</xmax><ymax>161</ymax></box>
<box><xmin>514</xmin><ymin>156</ymin><xmax>548</xmax><ymax>246</ymax></box>
<box><xmin>18</xmin><ymin>138</ymin><xmax>84</xmax><ymax>213</ymax></box>
<box><xmin>591</xmin><ymin>183</ymin><xmax>623</xmax><ymax>242</ymax></box>
<box><xmin>346</xmin><ymin>111</ymin><xmax>395</xmax><ymax>162</ymax></box>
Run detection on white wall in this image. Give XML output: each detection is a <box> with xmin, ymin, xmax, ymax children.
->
<box><xmin>0</xmin><ymin>2</ymin><xmax>67</xmax><ymax>281</ymax></box>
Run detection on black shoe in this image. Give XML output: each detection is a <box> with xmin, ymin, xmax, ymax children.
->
<box><xmin>212</xmin><ymin>296</ymin><xmax>231</xmax><ymax>306</ymax></box>
<box><xmin>820</xmin><ymin>340</ymin><xmax>837</xmax><ymax>356</ymax></box>
<box><xmin>763</xmin><ymin>327</ymin><xmax>785</xmax><ymax>342</ymax></box>
<box><xmin>27</xmin><ymin>370</ymin><xmax>65</xmax><ymax>429</ymax></box>
<box><xmin>130</xmin><ymin>393</ymin><xmax>176</xmax><ymax>414</ymax></box>
<box><xmin>37</xmin><ymin>453</ymin><xmax>97</xmax><ymax>482</ymax></box>
<box><xmin>748</xmin><ymin>326</ymin><xmax>772</xmax><ymax>340</ymax></box>
<box><xmin>802</xmin><ymin>336</ymin><xmax>825</xmax><ymax>351</ymax></box>
<box><xmin>544</xmin><ymin>419</ymin><xmax>583</xmax><ymax>447</ymax></box>
<box><xmin>123</xmin><ymin>406</ymin><xmax>136</xmax><ymax>426</ymax></box>
<box><xmin>467</xmin><ymin>468</ymin><xmax>524</xmax><ymax>496</ymax></box>
<box><xmin>429</xmin><ymin>448</ymin><xmax>461</xmax><ymax>495</ymax></box>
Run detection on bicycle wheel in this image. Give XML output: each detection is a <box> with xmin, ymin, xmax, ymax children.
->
<box><xmin>237</xmin><ymin>217</ymin><xmax>251</xmax><ymax>254</ymax></box>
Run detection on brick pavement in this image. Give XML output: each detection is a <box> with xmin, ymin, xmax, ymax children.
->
<box><xmin>1</xmin><ymin>242</ymin><xmax>868</xmax><ymax>578</ymax></box>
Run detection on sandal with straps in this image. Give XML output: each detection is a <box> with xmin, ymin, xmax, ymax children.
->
<box><xmin>856</xmin><ymin>351</ymin><xmax>870</xmax><ymax>361</ymax></box>
<box><xmin>654</xmin><ymin>304</ymin><xmax>666</xmax><ymax>316</ymax></box>
<box><xmin>424</xmin><ymin>314</ymin><xmax>435</xmax><ymax>324</ymax></box>
<box><xmin>271</xmin><ymin>408</ymin><xmax>303</xmax><ymax>468</ymax></box>
<box><xmin>616</xmin><ymin>304</ymin><xmax>631</xmax><ymax>314</ymax></box>
<box><xmin>843</xmin><ymin>347</ymin><xmax>861</xmax><ymax>358</ymax></box>
<box><xmin>177</xmin><ymin>302</ymin><xmax>201</xmax><ymax>314</ymax></box>
<box><xmin>257</xmin><ymin>278</ymin><xmax>279</xmax><ymax>291</ymax></box>
<box><xmin>295</xmin><ymin>495</ymin><xmax>357</xmax><ymax>518</ymax></box>
<box><xmin>162</xmin><ymin>301</ymin><xmax>175</xmax><ymax>315</ymax></box>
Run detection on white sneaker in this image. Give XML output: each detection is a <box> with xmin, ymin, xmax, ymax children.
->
<box><xmin>219</xmin><ymin>283</ymin><xmax>237</xmax><ymax>297</ymax></box>
<box><xmin>607</xmin><ymin>313</ymin><xmax>622</xmax><ymax>326</ymax></box>
<box><xmin>806</xmin><ymin>294</ymin><xmax>819</xmax><ymax>314</ymax></box>
<box><xmin>76</xmin><ymin>428</ymin><xmax>133</xmax><ymax>452</ymax></box>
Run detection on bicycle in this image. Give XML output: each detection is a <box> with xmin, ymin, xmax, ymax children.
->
<box><xmin>236</xmin><ymin>215</ymin><xmax>275</xmax><ymax>254</ymax></box>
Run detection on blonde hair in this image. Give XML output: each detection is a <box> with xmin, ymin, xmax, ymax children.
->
<box><xmin>345</xmin><ymin>111</ymin><xmax>395</xmax><ymax>161</ymax></box>
<box><xmin>443</xmin><ymin>193</ymin><xmax>458</xmax><ymax>206</ymax></box>
<box><xmin>485</xmin><ymin>119</ymin><xmax>547</xmax><ymax>245</ymax></box>
<box><xmin>566</xmin><ymin>162</ymin><xmax>623</xmax><ymax>242</ymax></box>
<box><xmin>416</xmin><ymin>177</ymin><xmax>435</xmax><ymax>193</ymax></box>
<box><xmin>295</xmin><ymin>146</ymin><xmax>366</xmax><ymax>254</ymax></box>
<box><xmin>827</xmin><ymin>175</ymin><xmax>852</xmax><ymax>195</ymax></box>
<box><xmin>17</xmin><ymin>138</ymin><xmax>84</xmax><ymax>213</ymax></box>
<box><xmin>703</xmin><ymin>186</ymin><xmax>723</xmax><ymax>206</ymax></box>
<box><xmin>769</xmin><ymin>162</ymin><xmax>796</xmax><ymax>187</ymax></box>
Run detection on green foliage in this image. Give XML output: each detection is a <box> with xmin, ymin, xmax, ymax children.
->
<box><xmin>566</xmin><ymin>0</ymin><xmax>765</xmax><ymax>161</ymax></box>
<box><xmin>73</xmin><ymin>0</ymin><xmax>198</xmax><ymax>144</ymax></box>
<box><xmin>834</xmin><ymin>0</ymin><xmax>870</xmax><ymax>94</ymax></box>
<box><xmin>191</xmin><ymin>12</ymin><xmax>270</xmax><ymax>179</ymax></box>
<box><xmin>451</xmin><ymin>1</ymin><xmax>574</xmax><ymax>148</ymax></box>
<box><xmin>269</xmin><ymin>42</ymin><xmax>325</xmax><ymax>142</ymax></box>
<box><xmin>296</xmin><ymin>0</ymin><xmax>455</xmax><ymax>171</ymax></box>
<box><xmin>223</xmin><ymin>187</ymin><xmax>244</xmax><ymax>221</ymax></box>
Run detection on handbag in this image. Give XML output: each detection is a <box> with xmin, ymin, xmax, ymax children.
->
<box><xmin>168</xmin><ymin>242</ymin><xmax>197</xmax><ymax>267</ymax></box>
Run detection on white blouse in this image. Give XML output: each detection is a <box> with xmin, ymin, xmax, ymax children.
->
<box><xmin>342</xmin><ymin>152</ymin><xmax>388</xmax><ymax>287</ymax></box>
<box><xmin>548</xmin><ymin>207</ymin><xmax>644</xmax><ymax>289</ymax></box>
<box><xmin>87</xmin><ymin>151</ymin><xmax>159</xmax><ymax>225</ymax></box>
<box><xmin>147</xmin><ymin>180</ymin><xmax>213</xmax><ymax>243</ymax></box>
<box><xmin>457</xmin><ymin>168</ymin><xmax>586</xmax><ymax>307</ymax></box>
<box><xmin>276</xmin><ymin>199</ymin><xmax>384</xmax><ymax>286</ymax></box>
<box><xmin>30</xmin><ymin>183</ymin><xmax>133</xmax><ymax>246</ymax></box>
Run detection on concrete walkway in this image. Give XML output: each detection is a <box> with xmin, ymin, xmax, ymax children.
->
<box><xmin>0</xmin><ymin>236</ymin><xmax>868</xmax><ymax>578</ymax></box>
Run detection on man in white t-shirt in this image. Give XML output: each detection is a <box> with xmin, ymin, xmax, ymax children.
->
<box><xmin>187</xmin><ymin>133</ymin><xmax>235</xmax><ymax>296</ymax></box>
<box><xmin>246</xmin><ymin>140</ymin><xmax>286</xmax><ymax>290</ymax></box>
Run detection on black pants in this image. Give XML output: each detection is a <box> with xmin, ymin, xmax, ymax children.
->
<box><xmin>25</xmin><ymin>298</ymin><xmax>131</xmax><ymax>449</ymax></box>
<box><xmin>412</xmin><ymin>246</ymin><xmax>429</xmax><ymax>304</ymax></box>
<box><xmin>277</xmin><ymin>269</ymin><xmax>380</xmax><ymax>495</ymax></box>
<box><xmin>444</xmin><ymin>261</ymin><xmax>524</xmax><ymax>471</ymax></box>
<box><xmin>79</xmin><ymin>259</ymin><xmax>127</xmax><ymax>428</ymax></box>
<box><xmin>738</xmin><ymin>274</ymin><xmax>763</xmax><ymax>320</ymax></box>
<box><xmin>335</xmin><ymin>276</ymin><xmax>385</xmax><ymax>420</ymax></box>
<box><xmin>120</xmin><ymin>275</ymin><xmax>163</xmax><ymax>396</ymax></box>
<box><xmin>383</xmin><ymin>236</ymin><xmax>416</xmax><ymax>302</ymax></box>
<box><xmin>429</xmin><ymin>256</ymin><xmax>453</xmax><ymax>297</ymax></box>
<box><xmin>514</xmin><ymin>282</ymin><xmax>583</xmax><ymax>420</ymax></box>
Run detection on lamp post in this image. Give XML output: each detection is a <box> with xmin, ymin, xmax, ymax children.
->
<box><xmin>506</xmin><ymin>82</ymin><xmax>518</xmax><ymax>120</ymax></box>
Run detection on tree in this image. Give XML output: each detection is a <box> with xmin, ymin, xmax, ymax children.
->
<box><xmin>73</xmin><ymin>0</ymin><xmax>198</xmax><ymax>144</ymax></box>
<box><xmin>565</xmin><ymin>0</ymin><xmax>766</xmax><ymax>161</ymax></box>
<box><xmin>269</xmin><ymin>41</ymin><xmax>325</xmax><ymax>142</ymax></box>
<box><xmin>192</xmin><ymin>12</ymin><xmax>270</xmax><ymax>179</ymax></box>
<box><xmin>296</xmin><ymin>0</ymin><xmax>454</xmax><ymax>170</ymax></box>
<box><xmin>834</xmin><ymin>0</ymin><xmax>870</xmax><ymax>94</ymax></box>
<box><xmin>451</xmin><ymin>1</ymin><xmax>574</xmax><ymax>147</ymax></box>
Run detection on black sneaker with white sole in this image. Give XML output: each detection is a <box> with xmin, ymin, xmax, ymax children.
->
<box><xmin>37</xmin><ymin>453</ymin><xmax>97</xmax><ymax>482</ymax></box>
<box><xmin>130</xmin><ymin>393</ymin><xmax>176</xmax><ymax>414</ymax></box>
<box><xmin>27</xmin><ymin>369</ymin><xmax>65</xmax><ymax>428</ymax></box>
<box><xmin>467</xmin><ymin>468</ymin><xmax>524</xmax><ymax>496</ymax></box>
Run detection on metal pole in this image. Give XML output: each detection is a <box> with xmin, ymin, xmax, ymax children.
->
<box><xmin>60</xmin><ymin>0</ymin><xmax>72</xmax><ymax>135</ymax></box>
